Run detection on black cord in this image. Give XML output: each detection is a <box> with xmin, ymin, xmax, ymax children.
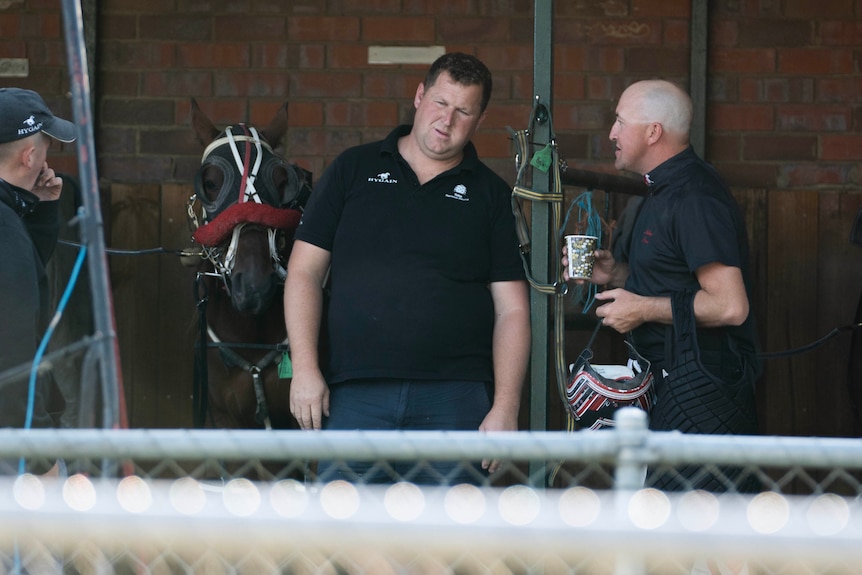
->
<box><xmin>759</xmin><ymin>322</ymin><xmax>862</xmax><ymax>359</ymax></box>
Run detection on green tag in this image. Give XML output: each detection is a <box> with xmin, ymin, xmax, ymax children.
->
<box><xmin>530</xmin><ymin>144</ymin><xmax>553</xmax><ymax>173</ymax></box>
<box><xmin>278</xmin><ymin>351</ymin><xmax>293</xmax><ymax>379</ymax></box>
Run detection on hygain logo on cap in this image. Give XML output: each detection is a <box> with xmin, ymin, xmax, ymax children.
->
<box><xmin>18</xmin><ymin>114</ymin><xmax>43</xmax><ymax>137</ymax></box>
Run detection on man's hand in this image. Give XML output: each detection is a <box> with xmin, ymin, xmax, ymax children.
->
<box><xmin>32</xmin><ymin>162</ymin><xmax>63</xmax><ymax>202</ymax></box>
<box><xmin>289</xmin><ymin>370</ymin><xmax>330</xmax><ymax>430</ymax></box>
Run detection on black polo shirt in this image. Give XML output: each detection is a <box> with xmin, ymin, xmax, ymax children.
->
<box><xmin>296</xmin><ymin>125</ymin><xmax>524</xmax><ymax>384</ymax></box>
<box><xmin>621</xmin><ymin>146</ymin><xmax>759</xmax><ymax>367</ymax></box>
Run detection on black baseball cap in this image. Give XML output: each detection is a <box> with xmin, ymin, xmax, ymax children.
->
<box><xmin>0</xmin><ymin>87</ymin><xmax>76</xmax><ymax>144</ymax></box>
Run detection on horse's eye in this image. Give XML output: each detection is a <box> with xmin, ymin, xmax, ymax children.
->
<box><xmin>200</xmin><ymin>165</ymin><xmax>225</xmax><ymax>201</ymax></box>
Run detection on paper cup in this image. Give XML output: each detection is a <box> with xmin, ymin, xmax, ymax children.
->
<box><xmin>565</xmin><ymin>235</ymin><xmax>598</xmax><ymax>280</ymax></box>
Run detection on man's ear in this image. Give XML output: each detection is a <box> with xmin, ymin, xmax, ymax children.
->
<box><xmin>413</xmin><ymin>82</ymin><xmax>426</xmax><ymax>109</ymax></box>
<box><xmin>646</xmin><ymin>122</ymin><xmax>663</xmax><ymax>145</ymax></box>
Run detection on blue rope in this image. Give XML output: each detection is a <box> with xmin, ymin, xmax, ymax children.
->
<box><xmin>19</xmin><ymin>244</ymin><xmax>88</xmax><ymax>473</ymax></box>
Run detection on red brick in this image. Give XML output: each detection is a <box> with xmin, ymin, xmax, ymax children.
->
<box><xmin>99</xmin><ymin>157</ymin><xmax>175</xmax><ymax>183</ymax></box>
<box><xmin>743</xmin><ymin>135</ymin><xmax>818</xmax><ymax>161</ymax></box>
<box><xmin>0</xmin><ymin>14</ymin><xmax>20</xmax><ymax>37</ymax></box>
<box><xmin>181</xmin><ymin>99</ymin><xmax>249</xmax><ymax>128</ymax></box>
<box><xmin>439</xmin><ymin>18</ymin><xmax>510</xmax><ymax>43</ymax></box>
<box><xmin>819</xmin><ymin>21</ymin><xmax>862</xmax><ymax>45</ymax></box>
<box><xmin>331</xmin><ymin>0</ymin><xmax>401</xmax><ymax>13</ymax></box>
<box><xmin>817</xmin><ymin>77</ymin><xmax>862</xmax><ymax>102</ymax></box>
<box><xmin>0</xmin><ymin>40</ymin><xmax>26</xmax><ymax>57</ymax></box>
<box><xmin>283</xmin><ymin>101</ymin><xmax>324</xmax><ymax>127</ymax></box>
<box><xmin>584</xmin><ymin>75</ymin><xmax>628</xmax><ymax>102</ymax></box>
<box><xmin>820</xmin><ymin>135</ymin><xmax>862</xmax><ymax>160</ymax></box>
<box><xmin>555</xmin><ymin>102</ymin><xmax>613</xmax><ymax>131</ymax></box>
<box><xmin>663</xmin><ymin>19</ymin><xmax>689</xmax><ymax>45</ymax></box>
<box><xmin>777</xmin><ymin>105</ymin><xmax>851</xmax><ymax>131</ymax></box>
<box><xmin>363</xmin><ymin>73</ymin><xmax>424</xmax><ymax>100</ymax></box>
<box><xmin>178</xmin><ymin>44</ymin><xmax>249</xmax><ymax>69</ymax></box>
<box><xmin>477</xmin><ymin>46</ymin><xmax>535</xmax><ymax>72</ymax></box>
<box><xmin>140</xmin><ymin>129</ymin><xmax>202</xmax><ymax>155</ymax></box>
<box><xmin>554</xmin><ymin>19</ymin><xmax>661</xmax><ymax>46</ymax></box>
<box><xmin>142</xmin><ymin>71</ymin><xmax>213</xmax><ymax>98</ymax></box>
<box><xmin>710</xmin><ymin>19</ymin><xmax>738</xmax><ymax>47</ymax></box>
<box><xmin>785</xmin><ymin>0</ymin><xmax>855</xmax><ymax>17</ymax></box>
<box><xmin>99</xmin><ymin>71</ymin><xmax>139</xmax><ymax>97</ymax></box>
<box><xmin>101</xmin><ymin>42</ymin><xmax>176</xmax><ymax>69</ymax></box>
<box><xmin>214</xmin><ymin>16</ymin><xmax>287</xmax><ymax>41</ymax></box>
<box><xmin>739</xmin><ymin>78</ymin><xmax>815</xmax><ymax>103</ymax></box>
<box><xmin>327</xmin><ymin>44</ymin><xmax>368</xmax><ymax>69</ymax></box>
<box><xmin>288</xmin><ymin>16</ymin><xmax>360</xmax><ymax>42</ymax></box>
<box><xmin>247</xmin><ymin>100</ymin><xmax>287</xmax><ymax>130</ymax></box>
<box><xmin>706</xmin><ymin>134</ymin><xmax>743</xmax><ymax>162</ymax></box>
<box><xmin>738</xmin><ymin>19</ymin><xmax>812</xmax><ymax>47</ymax></box>
<box><xmin>361</xmin><ymin>17</ymin><xmax>435</xmax><ymax>42</ymax></box>
<box><xmin>555</xmin><ymin>46</ymin><xmax>625</xmax><ymax>73</ymax></box>
<box><xmin>778</xmin><ymin>163</ymin><xmax>854</xmax><ymax>187</ymax></box>
<box><xmin>252</xmin><ymin>44</ymin><xmax>291</xmax><ymax>69</ymax></box>
<box><xmin>710</xmin><ymin>48</ymin><xmax>776</xmax><ymax>74</ymax></box>
<box><xmin>99</xmin><ymin>15</ymin><xmax>137</xmax><ymax>40</ymax></box>
<box><xmin>290</xmin><ymin>72</ymin><xmax>362</xmax><ymax>99</ymax></box>
<box><xmin>709</xmin><ymin>104</ymin><xmax>774</xmax><ymax>131</ymax></box>
<box><xmin>101</xmin><ymin>99</ymin><xmax>176</xmax><ymax>126</ymax></box>
<box><xmin>401</xmin><ymin>0</ymin><xmax>475</xmax><ymax>15</ymax></box>
<box><xmin>626</xmin><ymin>46</ymin><xmax>688</xmax><ymax>75</ymax></box>
<box><xmin>480</xmin><ymin>103</ymin><xmax>531</xmax><ymax>130</ymax></box>
<box><xmin>471</xmin><ymin>129</ymin><xmax>511</xmax><ymax>159</ymax></box>
<box><xmin>213</xmin><ymin>71</ymin><xmax>289</xmax><ymax>98</ymax></box>
<box><xmin>324</xmin><ymin>101</ymin><xmax>398</xmax><ymax>127</ymax></box>
<box><xmin>712</xmin><ymin>162</ymin><xmax>778</xmax><ymax>188</ymax></box>
<box><xmin>139</xmin><ymin>16</ymin><xmax>211</xmax><ymax>41</ymax></box>
<box><xmin>778</xmin><ymin>48</ymin><xmax>854</xmax><ymax>75</ymax></box>
<box><xmin>24</xmin><ymin>40</ymin><xmax>66</xmax><ymax>67</ymax></box>
<box><xmin>632</xmin><ymin>0</ymin><xmax>690</xmax><ymax>17</ymax></box>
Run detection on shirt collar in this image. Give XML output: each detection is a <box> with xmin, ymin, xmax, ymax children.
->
<box><xmin>643</xmin><ymin>145</ymin><xmax>697</xmax><ymax>189</ymax></box>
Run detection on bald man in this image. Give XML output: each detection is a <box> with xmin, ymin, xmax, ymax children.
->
<box><xmin>565</xmin><ymin>80</ymin><xmax>761</xmax><ymax>493</ymax></box>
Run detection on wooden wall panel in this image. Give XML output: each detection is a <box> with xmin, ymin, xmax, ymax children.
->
<box><xmin>764</xmin><ymin>190</ymin><xmax>820</xmax><ymax>436</ymax></box>
<box><xmin>110</xmin><ymin>184</ymin><xmax>161</xmax><ymax>428</ymax></box>
<box><xmin>814</xmin><ymin>192</ymin><xmax>862</xmax><ymax>437</ymax></box>
<box><xmin>157</xmin><ymin>184</ymin><xmax>197</xmax><ymax>429</ymax></box>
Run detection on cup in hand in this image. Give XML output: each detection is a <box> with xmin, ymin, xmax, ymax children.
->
<box><xmin>565</xmin><ymin>235</ymin><xmax>598</xmax><ymax>280</ymax></box>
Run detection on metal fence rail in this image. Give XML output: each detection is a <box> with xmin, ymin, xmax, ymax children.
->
<box><xmin>3</xmin><ymin>409</ymin><xmax>862</xmax><ymax>574</ymax></box>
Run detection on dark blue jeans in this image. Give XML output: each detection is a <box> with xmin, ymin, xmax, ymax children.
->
<box><xmin>317</xmin><ymin>378</ymin><xmax>492</xmax><ymax>486</ymax></box>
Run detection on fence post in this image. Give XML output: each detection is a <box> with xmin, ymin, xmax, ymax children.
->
<box><xmin>613</xmin><ymin>407</ymin><xmax>649</xmax><ymax>575</ymax></box>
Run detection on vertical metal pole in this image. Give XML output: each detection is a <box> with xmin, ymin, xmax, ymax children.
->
<box><xmin>528</xmin><ymin>0</ymin><xmax>553</xmax><ymax>486</ymax></box>
<box><xmin>613</xmin><ymin>407</ymin><xmax>649</xmax><ymax>575</ymax></box>
<box><xmin>690</xmin><ymin>0</ymin><xmax>708</xmax><ymax>157</ymax></box>
<box><xmin>61</xmin><ymin>0</ymin><xmax>123</xmax><ymax>430</ymax></box>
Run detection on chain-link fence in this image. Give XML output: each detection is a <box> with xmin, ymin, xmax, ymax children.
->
<box><xmin>3</xmin><ymin>408</ymin><xmax>862</xmax><ymax>574</ymax></box>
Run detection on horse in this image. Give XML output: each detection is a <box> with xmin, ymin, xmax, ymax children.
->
<box><xmin>186</xmin><ymin>99</ymin><xmax>311</xmax><ymax>431</ymax></box>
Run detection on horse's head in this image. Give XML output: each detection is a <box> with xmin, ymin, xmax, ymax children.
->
<box><xmin>188</xmin><ymin>99</ymin><xmax>311</xmax><ymax>315</ymax></box>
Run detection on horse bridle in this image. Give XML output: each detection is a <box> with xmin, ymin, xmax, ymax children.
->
<box><xmin>187</xmin><ymin>124</ymin><xmax>290</xmax><ymax>292</ymax></box>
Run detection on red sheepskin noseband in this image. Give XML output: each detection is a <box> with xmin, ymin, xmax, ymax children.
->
<box><xmin>192</xmin><ymin>202</ymin><xmax>301</xmax><ymax>247</ymax></box>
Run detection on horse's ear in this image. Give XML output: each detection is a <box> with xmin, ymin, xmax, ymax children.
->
<box><xmin>191</xmin><ymin>98</ymin><xmax>221</xmax><ymax>146</ymax></box>
<box><xmin>260</xmin><ymin>101</ymin><xmax>288</xmax><ymax>150</ymax></box>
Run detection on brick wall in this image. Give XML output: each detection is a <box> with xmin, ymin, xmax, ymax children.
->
<box><xmin>1</xmin><ymin>1</ymin><xmax>858</xmax><ymax>191</ymax></box>
<box><xmin>2</xmin><ymin>1</ymin><xmax>861</xmax><ymax>434</ymax></box>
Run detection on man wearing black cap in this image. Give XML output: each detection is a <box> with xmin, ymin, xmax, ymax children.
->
<box><xmin>0</xmin><ymin>87</ymin><xmax>77</xmax><ymax>445</ymax></box>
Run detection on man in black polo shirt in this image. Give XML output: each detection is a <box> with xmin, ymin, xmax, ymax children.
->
<box><xmin>284</xmin><ymin>53</ymin><xmax>530</xmax><ymax>484</ymax></box>
<box><xmin>565</xmin><ymin>79</ymin><xmax>761</xmax><ymax>493</ymax></box>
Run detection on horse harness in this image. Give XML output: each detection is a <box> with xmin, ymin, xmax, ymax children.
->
<box><xmin>188</xmin><ymin>123</ymin><xmax>308</xmax><ymax>429</ymax></box>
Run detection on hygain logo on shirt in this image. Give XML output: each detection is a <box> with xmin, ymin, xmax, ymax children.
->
<box><xmin>368</xmin><ymin>171</ymin><xmax>398</xmax><ymax>184</ymax></box>
<box><xmin>445</xmin><ymin>184</ymin><xmax>469</xmax><ymax>202</ymax></box>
